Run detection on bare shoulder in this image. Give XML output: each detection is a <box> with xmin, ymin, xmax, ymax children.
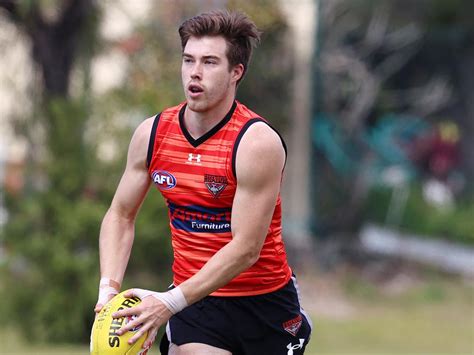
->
<box><xmin>235</xmin><ymin>122</ymin><xmax>285</xmax><ymax>183</ymax></box>
<box><xmin>132</xmin><ymin>116</ymin><xmax>155</xmax><ymax>144</ymax></box>
<box><xmin>127</xmin><ymin>116</ymin><xmax>155</xmax><ymax>168</ymax></box>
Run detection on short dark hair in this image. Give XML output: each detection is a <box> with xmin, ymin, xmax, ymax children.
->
<box><xmin>178</xmin><ymin>10</ymin><xmax>261</xmax><ymax>84</ymax></box>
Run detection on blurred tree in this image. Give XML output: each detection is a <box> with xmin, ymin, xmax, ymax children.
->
<box><xmin>312</xmin><ymin>0</ymin><xmax>474</xmax><ymax>253</ymax></box>
<box><xmin>229</xmin><ymin>0</ymin><xmax>292</xmax><ymax>132</ymax></box>
<box><xmin>314</xmin><ymin>0</ymin><xmax>427</xmax><ymax>242</ymax></box>
<box><xmin>0</xmin><ymin>0</ymin><xmax>94</xmax><ymax>96</ymax></box>
<box><xmin>0</xmin><ymin>0</ymin><xmax>106</xmax><ymax>343</ymax></box>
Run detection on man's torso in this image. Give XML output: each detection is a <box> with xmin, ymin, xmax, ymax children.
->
<box><xmin>147</xmin><ymin>101</ymin><xmax>291</xmax><ymax>296</ymax></box>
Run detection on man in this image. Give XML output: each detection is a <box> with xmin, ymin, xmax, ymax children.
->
<box><xmin>95</xmin><ymin>10</ymin><xmax>312</xmax><ymax>354</ymax></box>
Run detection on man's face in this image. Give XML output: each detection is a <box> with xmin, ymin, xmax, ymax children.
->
<box><xmin>181</xmin><ymin>36</ymin><xmax>242</xmax><ymax>113</ymax></box>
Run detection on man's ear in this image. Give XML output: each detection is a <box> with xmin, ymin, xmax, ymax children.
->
<box><xmin>232</xmin><ymin>64</ymin><xmax>244</xmax><ymax>83</ymax></box>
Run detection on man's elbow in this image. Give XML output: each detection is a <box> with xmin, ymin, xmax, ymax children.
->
<box><xmin>231</xmin><ymin>234</ymin><xmax>264</xmax><ymax>268</ymax></box>
<box><xmin>107</xmin><ymin>205</ymin><xmax>137</xmax><ymax>223</ymax></box>
<box><xmin>239</xmin><ymin>248</ymin><xmax>261</xmax><ymax>269</ymax></box>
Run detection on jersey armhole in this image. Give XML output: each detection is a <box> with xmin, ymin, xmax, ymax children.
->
<box><xmin>231</xmin><ymin>118</ymin><xmax>288</xmax><ymax>179</ymax></box>
<box><xmin>146</xmin><ymin>113</ymin><xmax>161</xmax><ymax>169</ymax></box>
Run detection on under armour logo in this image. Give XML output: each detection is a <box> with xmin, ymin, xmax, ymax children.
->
<box><xmin>187</xmin><ymin>153</ymin><xmax>201</xmax><ymax>164</ymax></box>
<box><xmin>287</xmin><ymin>338</ymin><xmax>305</xmax><ymax>355</ymax></box>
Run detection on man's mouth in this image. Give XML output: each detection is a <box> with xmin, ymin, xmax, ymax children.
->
<box><xmin>188</xmin><ymin>84</ymin><xmax>204</xmax><ymax>94</ymax></box>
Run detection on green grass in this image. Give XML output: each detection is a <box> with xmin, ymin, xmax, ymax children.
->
<box><xmin>307</xmin><ymin>307</ymin><xmax>473</xmax><ymax>354</ymax></box>
<box><xmin>1</xmin><ymin>277</ymin><xmax>472</xmax><ymax>354</ymax></box>
<box><xmin>305</xmin><ymin>276</ymin><xmax>473</xmax><ymax>355</ymax></box>
<box><xmin>0</xmin><ymin>329</ymin><xmax>88</xmax><ymax>354</ymax></box>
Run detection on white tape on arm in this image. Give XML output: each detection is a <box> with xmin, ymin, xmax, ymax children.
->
<box><xmin>156</xmin><ymin>287</ymin><xmax>188</xmax><ymax>314</ymax></box>
<box><xmin>131</xmin><ymin>287</ymin><xmax>188</xmax><ymax>315</ymax></box>
<box><xmin>97</xmin><ymin>277</ymin><xmax>120</xmax><ymax>306</ymax></box>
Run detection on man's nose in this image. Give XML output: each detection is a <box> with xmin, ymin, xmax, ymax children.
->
<box><xmin>190</xmin><ymin>63</ymin><xmax>202</xmax><ymax>79</ymax></box>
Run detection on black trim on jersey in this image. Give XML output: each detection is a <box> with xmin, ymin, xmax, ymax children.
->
<box><xmin>146</xmin><ymin>113</ymin><xmax>161</xmax><ymax>168</ymax></box>
<box><xmin>179</xmin><ymin>101</ymin><xmax>237</xmax><ymax>148</ymax></box>
<box><xmin>231</xmin><ymin>118</ymin><xmax>288</xmax><ymax>178</ymax></box>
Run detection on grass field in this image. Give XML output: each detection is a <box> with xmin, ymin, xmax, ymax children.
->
<box><xmin>1</xmin><ymin>270</ymin><xmax>472</xmax><ymax>354</ymax></box>
<box><xmin>302</xmin><ymin>268</ymin><xmax>474</xmax><ymax>355</ymax></box>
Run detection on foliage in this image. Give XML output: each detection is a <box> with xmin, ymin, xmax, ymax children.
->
<box><xmin>363</xmin><ymin>184</ymin><xmax>474</xmax><ymax>245</ymax></box>
<box><xmin>127</xmin><ymin>191</ymin><xmax>173</xmax><ymax>291</ymax></box>
<box><xmin>0</xmin><ymin>99</ymin><xmax>100</xmax><ymax>341</ymax></box>
<box><xmin>230</xmin><ymin>0</ymin><xmax>292</xmax><ymax>131</ymax></box>
<box><xmin>313</xmin><ymin>0</ymin><xmax>474</xmax><ymax>241</ymax></box>
<box><xmin>1</xmin><ymin>190</ymin><xmax>105</xmax><ymax>342</ymax></box>
<box><xmin>0</xmin><ymin>99</ymin><xmax>171</xmax><ymax>343</ymax></box>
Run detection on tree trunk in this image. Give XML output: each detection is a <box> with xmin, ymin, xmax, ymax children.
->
<box><xmin>0</xmin><ymin>0</ymin><xmax>95</xmax><ymax>97</ymax></box>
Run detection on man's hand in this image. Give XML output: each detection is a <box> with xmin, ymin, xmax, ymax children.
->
<box><xmin>94</xmin><ymin>277</ymin><xmax>120</xmax><ymax>313</ymax></box>
<box><xmin>112</xmin><ymin>287</ymin><xmax>188</xmax><ymax>349</ymax></box>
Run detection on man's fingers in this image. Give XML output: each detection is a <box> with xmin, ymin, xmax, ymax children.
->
<box><xmin>95</xmin><ymin>292</ymin><xmax>116</xmax><ymax>313</ymax></box>
<box><xmin>112</xmin><ymin>305</ymin><xmax>140</xmax><ymax>319</ymax></box>
<box><xmin>117</xmin><ymin>315</ymin><xmax>143</xmax><ymax>336</ymax></box>
<box><xmin>94</xmin><ymin>303</ymin><xmax>103</xmax><ymax>313</ymax></box>
<box><xmin>126</xmin><ymin>288</ymin><xmax>155</xmax><ymax>300</ymax></box>
<box><xmin>127</xmin><ymin>321</ymin><xmax>152</xmax><ymax>345</ymax></box>
<box><xmin>97</xmin><ymin>286</ymin><xmax>118</xmax><ymax>306</ymax></box>
<box><xmin>143</xmin><ymin>328</ymin><xmax>158</xmax><ymax>349</ymax></box>
<box><xmin>123</xmin><ymin>289</ymin><xmax>135</xmax><ymax>298</ymax></box>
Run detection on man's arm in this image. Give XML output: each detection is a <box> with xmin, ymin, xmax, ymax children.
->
<box><xmin>180</xmin><ymin>121</ymin><xmax>285</xmax><ymax>302</ymax></box>
<box><xmin>95</xmin><ymin>117</ymin><xmax>153</xmax><ymax>311</ymax></box>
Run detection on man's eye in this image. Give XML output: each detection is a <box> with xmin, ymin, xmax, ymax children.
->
<box><xmin>183</xmin><ymin>58</ymin><xmax>193</xmax><ymax>63</ymax></box>
<box><xmin>205</xmin><ymin>60</ymin><xmax>216</xmax><ymax>65</ymax></box>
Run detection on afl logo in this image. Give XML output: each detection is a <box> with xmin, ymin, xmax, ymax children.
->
<box><xmin>152</xmin><ymin>170</ymin><xmax>176</xmax><ymax>190</ymax></box>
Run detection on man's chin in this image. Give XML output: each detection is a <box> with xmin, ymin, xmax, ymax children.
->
<box><xmin>186</xmin><ymin>100</ymin><xmax>207</xmax><ymax>112</ymax></box>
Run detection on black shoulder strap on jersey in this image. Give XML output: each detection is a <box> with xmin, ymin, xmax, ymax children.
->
<box><xmin>232</xmin><ymin>118</ymin><xmax>288</xmax><ymax>179</ymax></box>
<box><xmin>146</xmin><ymin>113</ymin><xmax>161</xmax><ymax>168</ymax></box>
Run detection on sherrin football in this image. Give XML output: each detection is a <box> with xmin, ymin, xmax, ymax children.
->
<box><xmin>91</xmin><ymin>291</ymin><xmax>148</xmax><ymax>355</ymax></box>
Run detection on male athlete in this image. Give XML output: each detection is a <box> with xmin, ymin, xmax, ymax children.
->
<box><xmin>95</xmin><ymin>10</ymin><xmax>312</xmax><ymax>354</ymax></box>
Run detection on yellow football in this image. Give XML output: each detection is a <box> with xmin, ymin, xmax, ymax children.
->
<box><xmin>90</xmin><ymin>291</ymin><xmax>148</xmax><ymax>355</ymax></box>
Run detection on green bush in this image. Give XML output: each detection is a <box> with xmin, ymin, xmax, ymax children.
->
<box><xmin>0</xmin><ymin>99</ymin><xmax>171</xmax><ymax>343</ymax></box>
<box><xmin>363</xmin><ymin>184</ymin><xmax>474</xmax><ymax>245</ymax></box>
<box><xmin>1</xmin><ymin>192</ymin><xmax>105</xmax><ymax>342</ymax></box>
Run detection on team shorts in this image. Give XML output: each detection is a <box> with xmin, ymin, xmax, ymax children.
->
<box><xmin>159</xmin><ymin>275</ymin><xmax>312</xmax><ymax>354</ymax></box>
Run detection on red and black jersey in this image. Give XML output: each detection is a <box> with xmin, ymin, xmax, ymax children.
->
<box><xmin>147</xmin><ymin>100</ymin><xmax>291</xmax><ymax>296</ymax></box>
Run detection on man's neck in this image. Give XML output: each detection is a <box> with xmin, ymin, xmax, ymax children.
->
<box><xmin>184</xmin><ymin>96</ymin><xmax>235</xmax><ymax>139</ymax></box>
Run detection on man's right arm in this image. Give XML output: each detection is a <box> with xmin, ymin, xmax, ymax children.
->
<box><xmin>95</xmin><ymin>117</ymin><xmax>154</xmax><ymax>311</ymax></box>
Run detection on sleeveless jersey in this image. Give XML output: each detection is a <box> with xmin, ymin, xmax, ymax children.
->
<box><xmin>147</xmin><ymin>100</ymin><xmax>292</xmax><ymax>296</ymax></box>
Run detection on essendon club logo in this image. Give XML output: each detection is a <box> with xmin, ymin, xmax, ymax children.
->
<box><xmin>204</xmin><ymin>174</ymin><xmax>227</xmax><ymax>198</ymax></box>
<box><xmin>283</xmin><ymin>314</ymin><xmax>303</xmax><ymax>336</ymax></box>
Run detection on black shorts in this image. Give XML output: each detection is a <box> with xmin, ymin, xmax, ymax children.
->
<box><xmin>159</xmin><ymin>275</ymin><xmax>312</xmax><ymax>355</ymax></box>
